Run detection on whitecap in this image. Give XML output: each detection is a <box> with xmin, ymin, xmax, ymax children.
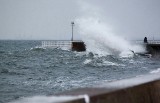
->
<box><xmin>103</xmin><ymin>61</ymin><xmax>119</xmax><ymax>66</ymax></box>
<box><xmin>83</xmin><ymin>59</ymin><xmax>92</xmax><ymax>64</ymax></box>
<box><xmin>30</xmin><ymin>46</ymin><xmax>46</xmax><ymax>51</ymax></box>
<box><xmin>150</xmin><ymin>68</ymin><xmax>160</xmax><ymax>74</ymax></box>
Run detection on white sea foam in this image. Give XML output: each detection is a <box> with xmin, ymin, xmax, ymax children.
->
<box><xmin>150</xmin><ymin>68</ymin><xmax>160</xmax><ymax>74</ymax></box>
<box><xmin>30</xmin><ymin>46</ymin><xmax>46</xmax><ymax>50</ymax></box>
<box><xmin>9</xmin><ymin>95</ymin><xmax>90</xmax><ymax>103</ymax></box>
<box><xmin>103</xmin><ymin>61</ymin><xmax>120</xmax><ymax>66</ymax></box>
<box><xmin>76</xmin><ymin>1</ymin><xmax>145</xmax><ymax>57</ymax></box>
<box><xmin>83</xmin><ymin>59</ymin><xmax>92</xmax><ymax>64</ymax></box>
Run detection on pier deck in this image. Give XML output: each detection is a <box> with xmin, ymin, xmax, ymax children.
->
<box><xmin>42</xmin><ymin>40</ymin><xmax>86</xmax><ymax>52</ymax></box>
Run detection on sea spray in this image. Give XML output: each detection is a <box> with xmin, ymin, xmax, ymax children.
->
<box><xmin>76</xmin><ymin>17</ymin><xmax>144</xmax><ymax>57</ymax></box>
<box><xmin>76</xmin><ymin>1</ymin><xmax>145</xmax><ymax>57</ymax></box>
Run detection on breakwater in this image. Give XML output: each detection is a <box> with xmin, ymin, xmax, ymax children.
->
<box><xmin>56</xmin><ymin>73</ymin><xmax>160</xmax><ymax>103</ymax></box>
<box><xmin>135</xmin><ymin>40</ymin><xmax>160</xmax><ymax>56</ymax></box>
<box><xmin>41</xmin><ymin>40</ymin><xmax>160</xmax><ymax>53</ymax></box>
<box><xmin>146</xmin><ymin>43</ymin><xmax>160</xmax><ymax>56</ymax></box>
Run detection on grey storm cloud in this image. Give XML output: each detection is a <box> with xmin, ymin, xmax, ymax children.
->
<box><xmin>0</xmin><ymin>0</ymin><xmax>160</xmax><ymax>40</ymax></box>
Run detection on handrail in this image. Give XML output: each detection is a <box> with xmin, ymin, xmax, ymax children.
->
<box><xmin>42</xmin><ymin>40</ymin><xmax>72</xmax><ymax>48</ymax></box>
<box><xmin>133</xmin><ymin>40</ymin><xmax>160</xmax><ymax>44</ymax></box>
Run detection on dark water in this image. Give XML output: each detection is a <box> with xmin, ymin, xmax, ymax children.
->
<box><xmin>0</xmin><ymin>40</ymin><xmax>160</xmax><ymax>103</ymax></box>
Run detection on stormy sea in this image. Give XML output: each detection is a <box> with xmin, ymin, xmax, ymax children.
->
<box><xmin>0</xmin><ymin>40</ymin><xmax>160</xmax><ymax>103</ymax></box>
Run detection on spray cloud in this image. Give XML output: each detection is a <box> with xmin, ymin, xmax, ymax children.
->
<box><xmin>75</xmin><ymin>1</ymin><xmax>145</xmax><ymax>57</ymax></box>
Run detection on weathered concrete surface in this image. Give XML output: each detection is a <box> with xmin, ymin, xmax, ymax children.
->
<box><xmin>56</xmin><ymin>73</ymin><xmax>160</xmax><ymax>103</ymax></box>
<box><xmin>146</xmin><ymin>44</ymin><xmax>160</xmax><ymax>56</ymax></box>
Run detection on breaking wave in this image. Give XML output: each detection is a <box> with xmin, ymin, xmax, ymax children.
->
<box><xmin>76</xmin><ymin>1</ymin><xmax>145</xmax><ymax>57</ymax></box>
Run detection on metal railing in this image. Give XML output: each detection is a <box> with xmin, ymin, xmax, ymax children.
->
<box><xmin>148</xmin><ymin>40</ymin><xmax>160</xmax><ymax>44</ymax></box>
<box><xmin>42</xmin><ymin>40</ymin><xmax>72</xmax><ymax>48</ymax></box>
<box><xmin>41</xmin><ymin>40</ymin><xmax>84</xmax><ymax>48</ymax></box>
<box><xmin>134</xmin><ymin>40</ymin><xmax>160</xmax><ymax>44</ymax></box>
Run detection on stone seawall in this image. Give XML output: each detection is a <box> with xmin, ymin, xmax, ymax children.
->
<box><xmin>56</xmin><ymin>73</ymin><xmax>160</xmax><ymax>103</ymax></box>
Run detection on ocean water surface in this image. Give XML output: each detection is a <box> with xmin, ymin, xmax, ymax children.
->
<box><xmin>0</xmin><ymin>40</ymin><xmax>160</xmax><ymax>103</ymax></box>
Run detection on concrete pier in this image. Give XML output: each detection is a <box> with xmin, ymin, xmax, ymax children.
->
<box><xmin>72</xmin><ymin>41</ymin><xmax>86</xmax><ymax>52</ymax></box>
<box><xmin>41</xmin><ymin>40</ymin><xmax>86</xmax><ymax>52</ymax></box>
<box><xmin>55</xmin><ymin>73</ymin><xmax>160</xmax><ymax>103</ymax></box>
<box><xmin>146</xmin><ymin>44</ymin><xmax>160</xmax><ymax>55</ymax></box>
<box><xmin>135</xmin><ymin>40</ymin><xmax>160</xmax><ymax>56</ymax></box>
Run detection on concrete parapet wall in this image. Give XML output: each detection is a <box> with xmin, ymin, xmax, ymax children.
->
<box><xmin>56</xmin><ymin>73</ymin><xmax>160</xmax><ymax>103</ymax></box>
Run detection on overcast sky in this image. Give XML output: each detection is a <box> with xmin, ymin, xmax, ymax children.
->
<box><xmin>0</xmin><ymin>0</ymin><xmax>160</xmax><ymax>40</ymax></box>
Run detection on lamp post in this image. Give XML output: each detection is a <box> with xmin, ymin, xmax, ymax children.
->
<box><xmin>71</xmin><ymin>22</ymin><xmax>74</xmax><ymax>41</ymax></box>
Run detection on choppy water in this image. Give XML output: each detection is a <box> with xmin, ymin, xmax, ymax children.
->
<box><xmin>0</xmin><ymin>40</ymin><xmax>160</xmax><ymax>103</ymax></box>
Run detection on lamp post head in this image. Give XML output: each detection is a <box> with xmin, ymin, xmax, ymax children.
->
<box><xmin>71</xmin><ymin>22</ymin><xmax>74</xmax><ymax>25</ymax></box>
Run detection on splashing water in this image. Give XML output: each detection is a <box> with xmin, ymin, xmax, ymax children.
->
<box><xmin>75</xmin><ymin>1</ymin><xmax>145</xmax><ymax>57</ymax></box>
<box><xmin>76</xmin><ymin>17</ymin><xmax>144</xmax><ymax>57</ymax></box>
